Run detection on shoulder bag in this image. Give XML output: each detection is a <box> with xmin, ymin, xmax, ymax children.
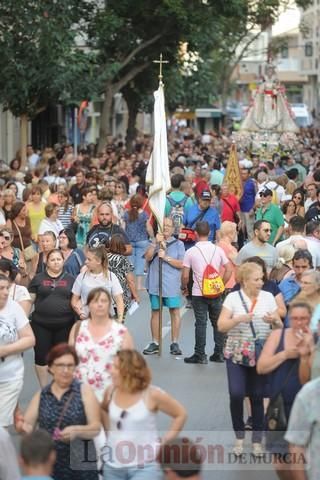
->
<box><xmin>13</xmin><ymin>220</ymin><xmax>36</xmax><ymax>262</ymax></box>
<box><xmin>52</xmin><ymin>392</ymin><xmax>75</xmax><ymax>440</ymax></box>
<box><xmin>238</xmin><ymin>290</ymin><xmax>264</xmax><ymax>361</ymax></box>
<box><xmin>179</xmin><ymin>207</ymin><xmax>209</xmax><ymax>243</ymax></box>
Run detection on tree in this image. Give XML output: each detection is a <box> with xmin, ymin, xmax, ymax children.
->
<box><xmin>0</xmin><ymin>0</ymin><xmax>95</xmax><ymax>165</ymax></box>
<box><xmin>88</xmin><ymin>0</ymin><xmax>312</xmax><ymax>150</ymax></box>
<box><xmin>87</xmin><ymin>0</ymin><xmax>242</xmax><ymax>151</ymax></box>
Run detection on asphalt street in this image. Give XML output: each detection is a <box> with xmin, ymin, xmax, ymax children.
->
<box><xmin>11</xmin><ymin>290</ymin><xmax>277</xmax><ymax>480</ymax></box>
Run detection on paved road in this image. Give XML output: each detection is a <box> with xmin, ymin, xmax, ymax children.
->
<box><xmin>12</xmin><ymin>291</ymin><xmax>276</xmax><ymax>479</ymax></box>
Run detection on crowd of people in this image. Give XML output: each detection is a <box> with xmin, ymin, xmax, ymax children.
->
<box><xmin>1</xmin><ymin>127</ymin><xmax>320</xmax><ymax>479</ymax></box>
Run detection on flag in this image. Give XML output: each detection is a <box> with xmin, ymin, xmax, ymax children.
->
<box><xmin>146</xmin><ymin>84</ymin><xmax>171</xmax><ymax>231</ymax></box>
<box><xmin>223</xmin><ymin>143</ymin><xmax>243</xmax><ymax>200</ymax></box>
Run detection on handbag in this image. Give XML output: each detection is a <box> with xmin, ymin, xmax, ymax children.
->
<box><xmin>265</xmin><ymin>361</ymin><xmax>297</xmax><ymax>448</ymax></box>
<box><xmin>13</xmin><ymin>220</ymin><xmax>36</xmax><ymax>261</ymax></box>
<box><xmin>179</xmin><ymin>207</ymin><xmax>209</xmax><ymax>243</ymax></box>
<box><xmin>238</xmin><ymin>291</ymin><xmax>264</xmax><ymax>361</ymax></box>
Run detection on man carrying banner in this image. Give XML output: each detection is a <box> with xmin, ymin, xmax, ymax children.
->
<box><xmin>143</xmin><ymin>217</ymin><xmax>185</xmax><ymax>356</ymax></box>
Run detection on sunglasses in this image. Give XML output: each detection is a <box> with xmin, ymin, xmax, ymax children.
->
<box><xmin>259</xmin><ymin>192</ymin><xmax>271</xmax><ymax>198</ymax></box>
<box><xmin>116</xmin><ymin>410</ymin><xmax>128</xmax><ymax>430</ymax></box>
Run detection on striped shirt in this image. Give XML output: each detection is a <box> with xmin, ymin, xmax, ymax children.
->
<box><xmin>58</xmin><ymin>205</ymin><xmax>73</xmax><ymax>229</ymax></box>
<box><xmin>223</xmin><ymin>289</ymin><xmax>277</xmax><ymax>366</ymax></box>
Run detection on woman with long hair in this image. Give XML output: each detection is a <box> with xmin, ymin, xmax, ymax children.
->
<box><xmin>26</xmin><ymin>185</ymin><xmax>46</xmax><ymax>242</ymax></box>
<box><xmin>3</xmin><ymin>189</ymin><xmax>16</xmax><ymax>221</ymax></box>
<box><xmin>58</xmin><ymin>229</ymin><xmax>85</xmax><ymax>277</ymax></box>
<box><xmin>72</xmin><ymin>188</ymin><xmax>95</xmax><ymax>248</ymax></box>
<box><xmin>101</xmin><ymin>350</ymin><xmax>187</xmax><ymax>480</ymax></box>
<box><xmin>292</xmin><ymin>188</ymin><xmax>305</xmax><ymax>217</ymax></box>
<box><xmin>29</xmin><ymin>249</ymin><xmax>76</xmax><ymax>387</ymax></box>
<box><xmin>108</xmin><ymin>234</ymin><xmax>139</xmax><ymax>317</ymax></box>
<box><xmin>71</xmin><ymin>246</ymin><xmax>124</xmax><ymax>322</ymax></box>
<box><xmin>57</xmin><ymin>189</ymin><xmax>73</xmax><ymax>229</ymax></box>
<box><xmin>124</xmin><ymin>194</ymin><xmax>153</xmax><ymax>290</ymax></box>
<box><xmin>69</xmin><ymin>287</ymin><xmax>133</xmax><ymax>401</ymax></box>
<box><xmin>281</xmin><ymin>200</ymin><xmax>297</xmax><ymax>236</ymax></box>
<box><xmin>112</xmin><ymin>181</ymin><xmax>128</xmax><ymax>228</ymax></box>
<box><xmin>6</xmin><ymin>201</ymin><xmax>37</xmax><ymax>274</ymax></box>
<box><xmin>15</xmin><ymin>343</ymin><xmax>100</xmax><ymax>480</ymax></box>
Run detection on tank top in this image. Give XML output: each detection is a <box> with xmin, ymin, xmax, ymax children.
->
<box><xmin>28</xmin><ymin>202</ymin><xmax>46</xmax><ymax>238</ymax></box>
<box><xmin>74</xmin><ymin>320</ymin><xmax>127</xmax><ymax>402</ymax></box>
<box><xmin>107</xmin><ymin>388</ymin><xmax>159</xmax><ymax>468</ymax></box>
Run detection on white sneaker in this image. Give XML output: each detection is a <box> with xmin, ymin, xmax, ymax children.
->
<box><xmin>252</xmin><ymin>442</ymin><xmax>264</xmax><ymax>457</ymax></box>
<box><xmin>232</xmin><ymin>439</ymin><xmax>244</xmax><ymax>456</ymax></box>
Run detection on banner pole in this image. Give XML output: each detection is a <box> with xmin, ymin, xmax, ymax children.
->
<box><xmin>158</xmin><ymin>253</ymin><xmax>163</xmax><ymax>357</ymax></box>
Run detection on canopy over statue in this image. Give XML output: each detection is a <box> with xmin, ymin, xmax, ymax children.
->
<box><xmin>241</xmin><ymin>63</ymin><xmax>299</xmax><ymax>134</ymax></box>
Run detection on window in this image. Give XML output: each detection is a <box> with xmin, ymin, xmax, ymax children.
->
<box><xmin>281</xmin><ymin>44</ymin><xmax>289</xmax><ymax>58</ymax></box>
<box><xmin>305</xmin><ymin>42</ymin><xmax>313</xmax><ymax>57</ymax></box>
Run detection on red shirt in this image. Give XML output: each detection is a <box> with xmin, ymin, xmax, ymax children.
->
<box><xmin>221</xmin><ymin>194</ymin><xmax>240</xmax><ymax>223</ymax></box>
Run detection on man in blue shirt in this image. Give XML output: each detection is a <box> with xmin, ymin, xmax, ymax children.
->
<box><xmin>279</xmin><ymin>249</ymin><xmax>313</xmax><ymax>304</ymax></box>
<box><xmin>183</xmin><ymin>190</ymin><xmax>220</xmax><ymax>248</ymax></box>
<box><xmin>239</xmin><ymin>166</ymin><xmax>256</xmax><ymax>240</ymax></box>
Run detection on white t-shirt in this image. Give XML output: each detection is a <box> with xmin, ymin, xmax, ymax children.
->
<box><xmin>276</xmin><ymin>235</ymin><xmax>305</xmax><ymax>252</ymax></box>
<box><xmin>38</xmin><ymin>218</ymin><xmax>64</xmax><ymax>238</ymax></box>
<box><xmin>183</xmin><ymin>241</ymin><xmax>229</xmax><ymax>296</ymax></box>
<box><xmin>0</xmin><ymin>299</ymin><xmax>29</xmax><ymax>382</ymax></box>
<box><xmin>9</xmin><ymin>284</ymin><xmax>31</xmax><ymax>303</ymax></box>
<box><xmin>72</xmin><ymin>270</ymin><xmax>123</xmax><ymax>317</ymax></box>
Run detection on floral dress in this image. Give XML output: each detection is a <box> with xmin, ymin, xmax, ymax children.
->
<box><xmin>75</xmin><ymin>204</ymin><xmax>95</xmax><ymax>248</ymax></box>
<box><xmin>74</xmin><ymin>320</ymin><xmax>127</xmax><ymax>402</ymax></box>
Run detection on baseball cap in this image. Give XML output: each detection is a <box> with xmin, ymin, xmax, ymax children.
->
<box><xmin>259</xmin><ymin>187</ymin><xmax>273</xmax><ymax>197</ymax></box>
<box><xmin>200</xmin><ymin>190</ymin><xmax>212</xmax><ymax>200</ymax></box>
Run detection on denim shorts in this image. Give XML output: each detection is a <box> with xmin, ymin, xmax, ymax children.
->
<box><xmin>103</xmin><ymin>462</ymin><xmax>162</xmax><ymax>480</ymax></box>
<box><xmin>149</xmin><ymin>294</ymin><xmax>181</xmax><ymax>310</ymax></box>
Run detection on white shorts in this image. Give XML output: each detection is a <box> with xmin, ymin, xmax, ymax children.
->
<box><xmin>0</xmin><ymin>378</ymin><xmax>23</xmax><ymax>427</ymax></box>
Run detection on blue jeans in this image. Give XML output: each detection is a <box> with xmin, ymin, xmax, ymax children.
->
<box><xmin>226</xmin><ymin>359</ymin><xmax>265</xmax><ymax>443</ymax></box>
<box><xmin>191</xmin><ymin>295</ymin><xmax>224</xmax><ymax>357</ymax></box>
<box><xmin>130</xmin><ymin>240</ymin><xmax>149</xmax><ymax>276</ymax></box>
<box><xmin>103</xmin><ymin>462</ymin><xmax>162</xmax><ymax>480</ymax></box>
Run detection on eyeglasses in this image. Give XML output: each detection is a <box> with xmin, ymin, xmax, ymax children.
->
<box><xmin>259</xmin><ymin>193</ymin><xmax>270</xmax><ymax>198</ymax></box>
<box><xmin>53</xmin><ymin>363</ymin><xmax>76</xmax><ymax>371</ymax></box>
<box><xmin>116</xmin><ymin>410</ymin><xmax>128</xmax><ymax>430</ymax></box>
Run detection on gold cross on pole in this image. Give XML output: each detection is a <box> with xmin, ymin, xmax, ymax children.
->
<box><xmin>153</xmin><ymin>53</ymin><xmax>169</xmax><ymax>85</ymax></box>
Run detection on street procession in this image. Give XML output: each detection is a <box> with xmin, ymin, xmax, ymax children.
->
<box><xmin>1</xmin><ymin>1</ymin><xmax>320</xmax><ymax>479</ymax></box>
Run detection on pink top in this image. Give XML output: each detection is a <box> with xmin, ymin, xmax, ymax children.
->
<box><xmin>183</xmin><ymin>241</ymin><xmax>229</xmax><ymax>296</ymax></box>
<box><xmin>217</xmin><ymin>240</ymin><xmax>237</xmax><ymax>288</ymax></box>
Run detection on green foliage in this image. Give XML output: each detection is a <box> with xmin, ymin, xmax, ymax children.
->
<box><xmin>0</xmin><ymin>0</ymin><xmax>95</xmax><ymax>118</ymax></box>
